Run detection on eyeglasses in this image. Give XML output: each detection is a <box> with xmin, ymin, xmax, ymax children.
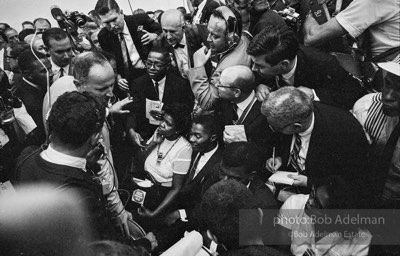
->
<box><xmin>215</xmin><ymin>81</ymin><xmax>239</xmax><ymax>90</ymax></box>
<box><xmin>145</xmin><ymin>60</ymin><xmax>169</xmax><ymax>69</ymax></box>
<box><xmin>268</xmin><ymin>121</ymin><xmax>298</xmax><ymax>132</ymax></box>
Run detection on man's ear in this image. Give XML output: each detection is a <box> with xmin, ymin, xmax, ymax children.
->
<box><xmin>207</xmin><ymin>229</ymin><xmax>218</xmax><ymax>244</ymax></box>
<box><xmin>233</xmin><ymin>88</ymin><xmax>241</xmax><ymax>98</ymax></box>
<box><xmin>278</xmin><ymin>59</ymin><xmax>290</xmax><ymax>71</ymax></box>
<box><xmin>73</xmin><ymin>79</ymin><xmax>84</xmax><ymax>92</ymax></box>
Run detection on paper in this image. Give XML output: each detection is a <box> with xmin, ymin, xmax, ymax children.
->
<box><xmin>146</xmin><ymin>98</ymin><xmax>163</xmax><ymax>125</ymax></box>
<box><xmin>268</xmin><ymin>171</ymin><xmax>297</xmax><ymax>185</ymax></box>
<box><xmin>224</xmin><ymin>125</ymin><xmax>247</xmax><ymax>142</ymax></box>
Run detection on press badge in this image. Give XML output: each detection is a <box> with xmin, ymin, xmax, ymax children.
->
<box><xmin>132</xmin><ymin>189</ymin><xmax>146</xmax><ymax>205</ymax></box>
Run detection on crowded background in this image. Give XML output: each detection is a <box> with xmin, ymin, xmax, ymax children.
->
<box><xmin>0</xmin><ymin>0</ymin><xmax>399</xmax><ymax>255</ymax></box>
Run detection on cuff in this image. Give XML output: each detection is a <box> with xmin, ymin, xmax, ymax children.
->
<box><xmin>178</xmin><ymin>209</ymin><xmax>188</xmax><ymax>222</ymax></box>
<box><xmin>312</xmin><ymin>89</ymin><xmax>320</xmax><ymax>101</ymax></box>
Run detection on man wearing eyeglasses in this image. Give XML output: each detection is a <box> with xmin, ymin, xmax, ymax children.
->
<box><xmin>126</xmin><ymin>46</ymin><xmax>194</xmax><ymax>147</ymax></box>
<box><xmin>262</xmin><ymin>86</ymin><xmax>368</xmax><ymax>202</ymax></box>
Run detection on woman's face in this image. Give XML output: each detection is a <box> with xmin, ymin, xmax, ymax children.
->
<box><xmin>159</xmin><ymin>113</ymin><xmax>179</xmax><ymax>138</ymax></box>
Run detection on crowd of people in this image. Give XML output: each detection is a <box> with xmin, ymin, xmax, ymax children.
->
<box><xmin>0</xmin><ymin>0</ymin><xmax>399</xmax><ymax>255</ymax></box>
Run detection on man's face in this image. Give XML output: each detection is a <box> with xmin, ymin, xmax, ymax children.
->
<box><xmin>145</xmin><ymin>51</ymin><xmax>170</xmax><ymax>81</ymax></box>
<box><xmin>251</xmin><ymin>54</ymin><xmax>283</xmax><ymax>79</ymax></box>
<box><xmin>47</xmin><ymin>37</ymin><xmax>73</xmax><ymax>67</ymax></box>
<box><xmin>99</xmin><ymin>10</ymin><xmax>125</xmax><ymax>34</ymax></box>
<box><xmin>34</xmin><ymin>20</ymin><xmax>51</xmax><ymax>33</ymax></box>
<box><xmin>207</xmin><ymin>16</ymin><xmax>229</xmax><ymax>54</ymax></box>
<box><xmin>5</xmin><ymin>29</ymin><xmax>19</xmax><ymax>43</ymax></box>
<box><xmin>29</xmin><ymin>58</ymin><xmax>53</xmax><ymax>87</ymax></box>
<box><xmin>81</xmin><ymin>63</ymin><xmax>115</xmax><ymax>102</ymax></box>
<box><xmin>189</xmin><ymin>123</ymin><xmax>214</xmax><ymax>152</ymax></box>
<box><xmin>6</xmin><ymin>47</ymin><xmax>18</xmax><ymax>72</ymax></box>
<box><xmin>216</xmin><ymin>76</ymin><xmax>238</xmax><ymax>101</ymax></box>
<box><xmin>219</xmin><ymin>164</ymin><xmax>252</xmax><ymax>185</ymax></box>
<box><xmin>267</xmin><ymin>117</ymin><xmax>298</xmax><ymax>135</ymax></box>
<box><xmin>382</xmin><ymin>72</ymin><xmax>400</xmax><ymax>117</ymax></box>
<box><xmin>161</xmin><ymin>18</ymin><xmax>184</xmax><ymax>46</ymax></box>
<box><xmin>90</xmin><ymin>31</ymin><xmax>101</xmax><ymax>51</ymax></box>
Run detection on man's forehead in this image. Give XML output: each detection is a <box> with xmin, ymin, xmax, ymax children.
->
<box><xmin>208</xmin><ymin>16</ymin><xmax>227</xmax><ymax>33</ymax></box>
<box><xmin>49</xmin><ymin>37</ymin><xmax>71</xmax><ymax>49</ymax></box>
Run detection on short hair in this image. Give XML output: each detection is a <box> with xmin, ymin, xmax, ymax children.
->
<box><xmin>0</xmin><ymin>23</ymin><xmax>10</xmax><ymax>30</ymax></box>
<box><xmin>261</xmin><ymin>86</ymin><xmax>313</xmax><ymax>124</ymax></box>
<box><xmin>192</xmin><ymin>114</ymin><xmax>223</xmax><ymax>139</ymax></box>
<box><xmin>18</xmin><ymin>28</ymin><xmax>35</xmax><ymax>42</ymax></box>
<box><xmin>163</xmin><ymin>103</ymin><xmax>192</xmax><ymax>136</ymax></box>
<box><xmin>72</xmin><ymin>51</ymin><xmax>110</xmax><ymax>83</ymax></box>
<box><xmin>95</xmin><ymin>0</ymin><xmax>120</xmax><ymax>16</ymax></box>
<box><xmin>201</xmin><ymin>180</ymin><xmax>260</xmax><ymax>250</ymax></box>
<box><xmin>221</xmin><ymin>142</ymin><xmax>259</xmax><ymax>174</ymax></box>
<box><xmin>49</xmin><ymin>91</ymin><xmax>106</xmax><ymax>148</ymax></box>
<box><xmin>42</xmin><ymin>28</ymin><xmax>69</xmax><ymax>48</ymax></box>
<box><xmin>33</xmin><ymin>18</ymin><xmax>51</xmax><ymax>27</ymax></box>
<box><xmin>18</xmin><ymin>49</ymin><xmax>47</xmax><ymax>72</ymax></box>
<box><xmin>211</xmin><ymin>7</ymin><xmax>242</xmax><ymax>37</ymax></box>
<box><xmin>148</xmin><ymin>44</ymin><xmax>171</xmax><ymax>63</ymax></box>
<box><xmin>177</xmin><ymin>6</ymin><xmax>187</xmax><ymax>14</ymax></box>
<box><xmin>8</xmin><ymin>41</ymin><xmax>30</xmax><ymax>59</ymax></box>
<box><xmin>247</xmin><ymin>25</ymin><xmax>298</xmax><ymax>66</ymax></box>
<box><xmin>133</xmin><ymin>8</ymin><xmax>146</xmax><ymax>15</ymax></box>
<box><xmin>22</xmin><ymin>21</ymin><xmax>34</xmax><ymax>27</ymax></box>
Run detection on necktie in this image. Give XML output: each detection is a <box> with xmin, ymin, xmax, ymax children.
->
<box><xmin>187</xmin><ymin>153</ymin><xmax>204</xmax><ymax>182</ymax></box>
<box><xmin>276</xmin><ymin>74</ymin><xmax>290</xmax><ymax>88</ymax></box>
<box><xmin>232</xmin><ymin>103</ymin><xmax>239</xmax><ymax>123</ymax></box>
<box><xmin>59</xmin><ymin>68</ymin><xmax>64</xmax><ymax>78</ymax></box>
<box><xmin>288</xmin><ymin>133</ymin><xmax>303</xmax><ymax>173</ymax></box>
<box><xmin>119</xmin><ymin>33</ymin><xmax>130</xmax><ymax>76</ymax></box>
<box><xmin>174</xmin><ymin>43</ymin><xmax>184</xmax><ymax>49</ymax></box>
<box><xmin>154</xmin><ymin>81</ymin><xmax>160</xmax><ymax>100</ymax></box>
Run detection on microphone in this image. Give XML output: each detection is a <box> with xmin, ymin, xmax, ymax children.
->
<box><xmin>50</xmin><ymin>5</ymin><xmax>64</xmax><ymax>22</ymax></box>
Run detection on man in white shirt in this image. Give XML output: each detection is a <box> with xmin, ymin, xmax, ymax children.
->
<box><xmin>42</xmin><ymin>28</ymin><xmax>73</xmax><ymax>83</ymax></box>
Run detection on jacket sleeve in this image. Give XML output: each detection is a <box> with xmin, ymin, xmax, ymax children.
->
<box><xmin>188</xmin><ymin>66</ymin><xmax>220</xmax><ymax>110</ymax></box>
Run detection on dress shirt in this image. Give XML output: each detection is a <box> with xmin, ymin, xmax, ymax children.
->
<box><xmin>152</xmin><ymin>76</ymin><xmax>166</xmax><ymax>102</ymax></box>
<box><xmin>173</xmin><ymin>34</ymin><xmax>189</xmax><ymax>79</ymax></box>
<box><xmin>192</xmin><ymin>0</ymin><xmax>207</xmax><ymax>24</ymax></box>
<box><xmin>290</xmin><ymin>113</ymin><xmax>315</xmax><ymax>171</ymax></box>
<box><xmin>40</xmin><ymin>144</ymin><xmax>87</xmax><ymax>172</ymax></box>
<box><xmin>193</xmin><ymin>143</ymin><xmax>219</xmax><ymax>179</ymax></box>
<box><xmin>50</xmin><ymin>58</ymin><xmax>69</xmax><ymax>83</ymax></box>
<box><xmin>122</xmin><ymin>20</ymin><xmax>145</xmax><ymax>69</ymax></box>
<box><xmin>0</xmin><ymin>48</ymin><xmax>4</xmax><ymax>70</ymax></box>
<box><xmin>235</xmin><ymin>90</ymin><xmax>255</xmax><ymax>118</ymax></box>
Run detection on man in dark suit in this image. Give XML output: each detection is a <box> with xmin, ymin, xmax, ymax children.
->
<box><xmin>95</xmin><ymin>0</ymin><xmax>162</xmax><ymax>96</ymax></box>
<box><xmin>248</xmin><ymin>25</ymin><xmax>366</xmax><ymax>110</ymax></box>
<box><xmin>263</xmin><ymin>87</ymin><xmax>369</xmax><ymax>203</ymax></box>
<box><xmin>159</xmin><ymin>9</ymin><xmax>209</xmax><ymax>80</ymax></box>
<box><xmin>126</xmin><ymin>46</ymin><xmax>194</xmax><ymax>147</ymax></box>
<box><xmin>217</xmin><ymin>65</ymin><xmax>274</xmax><ymax>159</ymax></box>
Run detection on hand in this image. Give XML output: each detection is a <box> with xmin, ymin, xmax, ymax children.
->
<box><xmin>255</xmin><ymin>84</ymin><xmax>271</xmax><ymax>101</ymax></box>
<box><xmin>297</xmin><ymin>86</ymin><xmax>315</xmax><ymax>100</ymax></box>
<box><xmin>193</xmin><ymin>46</ymin><xmax>211</xmax><ymax>67</ymax></box>
<box><xmin>113</xmin><ymin>210</ymin><xmax>133</xmax><ymax>237</ymax></box>
<box><xmin>118</xmin><ymin>77</ymin><xmax>130</xmax><ymax>92</ymax></box>
<box><xmin>223</xmin><ymin>130</ymin><xmax>240</xmax><ymax>144</ymax></box>
<box><xmin>128</xmin><ymin>129</ymin><xmax>145</xmax><ymax>148</ymax></box>
<box><xmin>287</xmin><ymin>174</ymin><xmax>308</xmax><ymax>187</ymax></box>
<box><xmin>145</xmin><ymin>232</ymin><xmax>158</xmax><ymax>250</ymax></box>
<box><xmin>164</xmin><ymin>210</ymin><xmax>180</xmax><ymax>226</ymax></box>
<box><xmin>109</xmin><ymin>95</ymin><xmax>133</xmax><ymax>115</ymax></box>
<box><xmin>152</xmin><ymin>128</ymin><xmax>165</xmax><ymax>144</ymax></box>
<box><xmin>266</xmin><ymin>156</ymin><xmax>282</xmax><ymax>173</ymax></box>
<box><xmin>138</xmin><ymin>205</ymin><xmax>155</xmax><ymax>218</ymax></box>
<box><xmin>141</xmin><ymin>30</ymin><xmax>157</xmax><ymax>45</ymax></box>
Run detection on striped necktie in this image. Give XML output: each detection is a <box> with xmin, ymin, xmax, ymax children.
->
<box><xmin>288</xmin><ymin>134</ymin><xmax>303</xmax><ymax>173</ymax></box>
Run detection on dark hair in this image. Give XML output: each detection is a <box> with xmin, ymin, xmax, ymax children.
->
<box><xmin>201</xmin><ymin>180</ymin><xmax>260</xmax><ymax>250</ymax></box>
<box><xmin>95</xmin><ymin>0</ymin><xmax>120</xmax><ymax>16</ymax></box>
<box><xmin>247</xmin><ymin>25</ymin><xmax>298</xmax><ymax>66</ymax></box>
<box><xmin>8</xmin><ymin>41</ymin><xmax>30</xmax><ymax>59</ymax></box>
<box><xmin>33</xmin><ymin>18</ymin><xmax>51</xmax><ymax>27</ymax></box>
<box><xmin>0</xmin><ymin>31</ymin><xmax>8</xmax><ymax>43</ymax></box>
<box><xmin>222</xmin><ymin>142</ymin><xmax>259</xmax><ymax>173</ymax></box>
<box><xmin>42</xmin><ymin>28</ymin><xmax>69</xmax><ymax>48</ymax></box>
<box><xmin>177</xmin><ymin>6</ymin><xmax>187</xmax><ymax>14</ymax></box>
<box><xmin>0</xmin><ymin>23</ymin><xmax>10</xmax><ymax>30</ymax></box>
<box><xmin>49</xmin><ymin>91</ymin><xmax>106</xmax><ymax>148</ymax></box>
<box><xmin>18</xmin><ymin>28</ymin><xmax>35</xmax><ymax>42</ymax></box>
<box><xmin>148</xmin><ymin>43</ymin><xmax>171</xmax><ymax>63</ymax></box>
<box><xmin>18</xmin><ymin>49</ymin><xmax>47</xmax><ymax>72</ymax></box>
<box><xmin>192</xmin><ymin>115</ymin><xmax>223</xmax><ymax>139</ymax></box>
<box><xmin>133</xmin><ymin>8</ymin><xmax>146</xmax><ymax>15</ymax></box>
<box><xmin>163</xmin><ymin>103</ymin><xmax>192</xmax><ymax>136</ymax></box>
<box><xmin>212</xmin><ymin>7</ymin><xmax>242</xmax><ymax>37</ymax></box>
<box><xmin>22</xmin><ymin>21</ymin><xmax>34</xmax><ymax>27</ymax></box>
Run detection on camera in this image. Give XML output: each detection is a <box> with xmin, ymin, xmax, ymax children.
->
<box><xmin>66</xmin><ymin>11</ymin><xmax>88</xmax><ymax>28</ymax></box>
<box><xmin>51</xmin><ymin>6</ymin><xmax>90</xmax><ymax>32</ymax></box>
<box><xmin>277</xmin><ymin>7</ymin><xmax>301</xmax><ymax>33</ymax></box>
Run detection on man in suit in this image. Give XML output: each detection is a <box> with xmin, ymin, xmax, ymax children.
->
<box><xmin>126</xmin><ymin>46</ymin><xmax>194</xmax><ymax>147</ymax></box>
<box><xmin>248</xmin><ymin>25</ymin><xmax>366</xmax><ymax>110</ymax></box>
<box><xmin>42</xmin><ymin>28</ymin><xmax>73</xmax><ymax>84</ymax></box>
<box><xmin>160</xmin><ymin>9</ymin><xmax>209</xmax><ymax>80</ymax></box>
<box><xmin>263</xmin><ymin>87</ymin><xmax>369</xmax><ymax>203</ymax></box>
<box><xmin>95</xmin><ymin>0</ymin><xmax>162</xmax><ymax>96</ymax></box>
<box><xmin>217</xmin><ymin>65</ymin><xmax>274</xmax><ymax>158</ymax></box>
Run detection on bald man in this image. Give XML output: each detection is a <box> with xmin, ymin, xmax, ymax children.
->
<box><xmin>160</xmin><ymin>9</ymin><xmax>209</xmax><ymax>79</ymax></box>
<box><xmin>216</xmin><ymin>65</ymin><xmax>274</xmax><ymax>164</ymax></box>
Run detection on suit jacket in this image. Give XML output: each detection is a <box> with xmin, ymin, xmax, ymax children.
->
<box><xmin>98</xmin><ymin>13</ymin><xmax>162</xmax><ymax>81</ymax></box>
<box><xmin>195</xmin><ymin>0</ymin><xmax>220</xmax><ymax>24</ymax></box>
<box><xmin>279</xmin><ymin>102</ymin><xmax>369</xmax><ymax>198</ymax></box>
<box><xmin>127</xmin><ymin>72</ymin><xmax>194</xmax><ymax>139</ymax></box>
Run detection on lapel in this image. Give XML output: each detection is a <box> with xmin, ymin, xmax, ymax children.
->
<box><xmin>293</xmin><ymin>50</ymin><xmax>306</xmax><ymax>86</ymax></box>
<box><xmin>242</xmin><ymin>100</ymin><xmax>261</xmax><ymax>126</ymax></box>
<box><xmin>162</xmin><ymin>74</ymin><xmax>172</xmax><ymax>102</ymax></box>
<box><xmin>188</xmin><ymin>148</ymin><xmax>222</xmax><ymax>184</ymax></box>
<box><xmin>304</xmin><ymin>103</ymin><xmax>323</xmax><ymax>170</ymax></box>
<box><xmin>143</xmin><ymin>74</ymin><xmax>158</xmax><ymax>100</ymax></box>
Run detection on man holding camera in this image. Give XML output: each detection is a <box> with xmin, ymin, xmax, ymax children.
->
<box><xmin>95</xmin><ymin>0</ymin><xmax>162</xmax><ymax>97</ymax></box>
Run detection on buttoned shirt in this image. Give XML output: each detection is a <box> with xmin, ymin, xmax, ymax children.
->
<box><xmin>290</xmin><ymin>113</ymin><xmax>315</xmax><ymax>171</ymax></box>
<box><xmin>50</xmin><ymin>58</ymin><xmax>69</xmax><ymax>83</ymax></box>
<box><xmin>41</xmin><ymin>144</ymin><xmax>87</xmax><ymax>172</ymax></box>
<box><xmin>152</xmin><ymin>76</ymin><xmax>166</xmax><ymax>102</ymax></box>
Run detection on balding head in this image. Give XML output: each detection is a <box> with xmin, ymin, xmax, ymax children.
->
<box><xmin>219</xmin><ymin>65</ymin><xmax>255</xmax><ymax>101</ymax></box>
<box><xmin>161</xmin><ymin>9</ymin><xmax>185</xmax><ymax>45</ymax></box>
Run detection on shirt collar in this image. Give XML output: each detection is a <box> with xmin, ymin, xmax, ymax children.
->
<box><xmin>122</xmin><ymin>20</ymin><xmax>129</xmax><ymax>36</ymax></box>
<box><xmin>152</xmin><ymin>76</ymin><xmax>166</xmax><ymax>86</ymax></box>
<box><xmin>236</xmin><ymin>91</ymin><xmax>255</xmax><ymax>111</ymax></box>
<box><xmin>282</xmin><ymin>56</ymin><xmax>297</xmax><ymax>81</ymax></box>
<box><xmin>22</xmin><ymin>77</ymin><xmax>41</xmax><ymax>89</ymax></box>
<box><xmin>299</xmin><ymin>112</ymin><xmax>315</xmax><ymax>137</ymax></box>
<box><xmin>40</xmin><ymin>144</ymin><xmax>87</xmax><ymax>172</ymax></box>
<box><xmin>202</xmin><ymin>143</ymin><xmax>219</xmax><ymax>160</ymax></box>
<box><xmin>50</xmin><ymin>58</ymin><xmax>68</xmax><ymax>72</ymax></box>
<box><xmin>173</xmin><ymin>33</ymin><xmax>187</xmax><ymax>48</ymax></box>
